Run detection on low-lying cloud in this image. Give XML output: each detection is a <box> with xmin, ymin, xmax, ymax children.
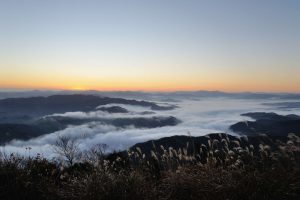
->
<box><xmin>2</xmin><ymin>97</ymin><xmax>300</xmax><ymax>158</ymax></box>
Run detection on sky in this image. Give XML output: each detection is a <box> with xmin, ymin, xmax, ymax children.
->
<box><xmin>0</xmin><ymin>0</ymin><xmax>299</xmax><ymax>92</ymax></box>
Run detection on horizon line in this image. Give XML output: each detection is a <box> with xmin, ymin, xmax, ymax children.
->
<box><xmin>0</xmin><ymin>88</ymin><xmax>300</xmax><ymax>94</ymax></box>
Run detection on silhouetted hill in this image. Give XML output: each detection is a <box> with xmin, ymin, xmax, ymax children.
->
<box><xmin>230</xmin><ymin>112</ymin><xmax>300</xmax><ymax>136</ymax></box>
<box><xmin>0</xmin><ymin>124</ymin><xmax>47</xmax><ymax>144</ymax></box>
<box><xmin>262</xmin><ymin>101</ymin><xmax>300</xmax><ymax>109</ymax></box>
<box><xmin>111</xmin><ymin>116</ymin><xmax>180</xmax><ymax>128</ymax></box>
<box><xmin>0</xmin><ymin>94</ymin><xmax>176</xmax><ymax>123</ymax></box>
<box><xmin>241</xmin><ymin>112</ymin><xmax>300</xmax><ymax>120</ymax></box>
<box><xmin>0</xmin><ymin>95</ymin><xmax>178</xmax><ymax>144</ymax></box>
<box><xmin>0</xmin><ymin>116</ymin><xmax>180</xmax><ymax>145</ymax></box>
<box><xmin>0</xmin><ymin>94</ymin><xmax>174</xmax><ymax>115</ymax></box>
<box><xmin>97</xmin><ymin>106</ymin><xmax>129</xmax><ymax>113</ymax></box>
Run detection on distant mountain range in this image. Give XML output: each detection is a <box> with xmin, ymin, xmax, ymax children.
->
<box><xmin>0</xmin><ymin>94</ymin><xmax>176</xmax><ymax>123</ymax></box>
<box><xmin>0</xmin><ymin>94</ymin><xmax>178</xmax><ymax>144</ymax></box>
<box><xmin>262</xmin><ymin>102</ymin><xmax>300</xmax><ymax>109</ymax></box>
<box><xmin>1</xmin><ymin>90</ymin><xmax>300</xmax><ymax>101</ymax></box>
<box><xmin>0</xmin><ymin>94</ymin><xmax>175</xmax><ymax>116</ymax></box>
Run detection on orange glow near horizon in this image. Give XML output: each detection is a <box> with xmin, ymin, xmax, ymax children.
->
<box><xmin>1</xmin><ymin>1</ymin><xmax>300</xmax><ymax>94</ymax></box>
<box><xmin>1</xmin><ymin>79</ymin><xmax>300</xmax><ymax>93</ymax></box>
<box><xmin>1</xmin><ymin>64</ymin><xmax>300</xmax><ymax>93</ymax></box>
<box><xmin>0</xmin><ymin>71</ymin><xmax>298</xmax><ymax>92</ymax></box>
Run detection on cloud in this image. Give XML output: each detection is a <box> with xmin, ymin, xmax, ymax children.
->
<box><xmin>49</xmin><ymin>104</ymin><xmax>159</xmax><ymax>119</ymax></box>
<box><xmin>2</xmin><ymin>97</ymin><xmax>300</xmax><ymax>158</ymax></box>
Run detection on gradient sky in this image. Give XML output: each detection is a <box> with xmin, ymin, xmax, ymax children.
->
<box><xmin>0</xmin><ymin>0</ymin><xmax>299</xmax><ymax>92</ymax></box>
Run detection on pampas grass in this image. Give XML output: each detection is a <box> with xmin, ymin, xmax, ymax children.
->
<box><xmin>0</xmin><ymin>133</ymin><xmax>299</xmax><ymax>200</ymax></box>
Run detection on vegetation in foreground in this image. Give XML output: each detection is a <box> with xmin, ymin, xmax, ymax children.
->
<box><xmin>0</xmin><ymin>133</ymin><xmax>299</xmax><ymax>200</ymax></box>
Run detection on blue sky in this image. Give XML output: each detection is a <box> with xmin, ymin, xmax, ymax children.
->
<box><xmin>0</xmin><ymin>0</ymin><xmax>299</xmax><ymax>92</ymax></box>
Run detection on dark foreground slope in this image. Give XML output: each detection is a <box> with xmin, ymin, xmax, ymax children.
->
<box><xmin>0</xmin><ymin>132</ymin><xmax>299</xmax><ymax>200</ymax></box>
<box><xmin>130</xmin><ymin>132</ymin><xmax>294</xmax><ymax>159</ymax></box>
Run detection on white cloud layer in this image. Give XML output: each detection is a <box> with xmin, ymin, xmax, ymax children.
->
<box><xmin>2</xmin><ymin>97</ymin><xmax>300</xmax><ymax>158</ymax></box>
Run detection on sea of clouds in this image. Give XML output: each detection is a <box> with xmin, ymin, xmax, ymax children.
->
<box><xmin>2</xmin><ymin>96</ymin><xmax>300</xmax><ymax>158</ymax></box>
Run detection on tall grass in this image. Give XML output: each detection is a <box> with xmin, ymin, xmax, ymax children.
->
<box><xmin>0</xmin><ymin>133</ymin><xmax>299</xmax><ymax>200</ymax></box>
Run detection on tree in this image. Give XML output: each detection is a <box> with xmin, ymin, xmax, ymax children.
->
<box><xmin>53</xmin><ymin>135</ymin><xmax>79</xmax><ymax>166</ymax></box>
